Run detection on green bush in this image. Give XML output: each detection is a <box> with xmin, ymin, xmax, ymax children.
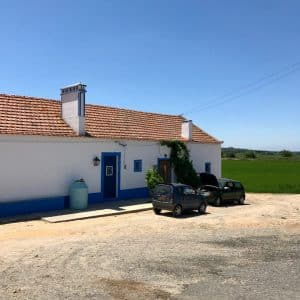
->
<box><xmin>226</xmin><ymin>152</ymin><xmax>236</xmax><ymax>158</ymax></box>
<box><xmin>280</xmin><ymin>150</ymin><xmax>293</xmax><ymax>157</ymax></box>
<box><xmin>145</xmin><ymin>168</ymin><xmax>164</xmax><ymax>190</ymax></box>
<box><xmin>244</xmin><ymin>151</ymin><xmax>256</xmax><ymax>159</ymax></box>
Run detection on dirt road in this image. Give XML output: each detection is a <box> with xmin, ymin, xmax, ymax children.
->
<box><xmin>0</xmin><ymin>193</ymin><xmax>299</xmax><ymax>299</ymax></box>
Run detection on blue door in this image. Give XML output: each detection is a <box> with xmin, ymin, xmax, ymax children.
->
<box><xmin>103</xmin><ymin>155</ymin><xmax>117</xmax><ymax>199</ymax></box>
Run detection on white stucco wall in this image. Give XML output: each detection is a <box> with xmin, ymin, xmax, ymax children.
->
<box><xmin>0</xmin><ymin>136</ymin><xmax>170</xmax><ymax>202</ymax></box>
<box><xmin>0</xmin><ymin>135</ymin><xmax>221</xmax><ymax>202</ymax></box>
<box><xmin>188</xmin><ymin>143</ymin><xmax>222</xmax><ymax>178</ymax></box>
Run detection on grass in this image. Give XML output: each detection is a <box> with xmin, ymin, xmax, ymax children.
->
<box><xmin>222</xmin><ymin>158</ymin><xmax>300</xmax><ymax>194</ymax></box>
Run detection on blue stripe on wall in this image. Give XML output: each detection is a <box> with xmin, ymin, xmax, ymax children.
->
<box><xmin>0</xmin><ymin>196</ymin><xmax>66</xmax><ymax>218</ymax></box>
<box><xmin>0</xmin><ymin>188</ymin><xmax>149</xmax><ymax>218</ymax></box>
<box><xmin>88</xmin><ymin>193</ymin><xmax>102</xmax><ymax>204</ymax></box>
<box><xmin>119</xmin><ymin>187</ymin><xmax>149</xmax><ymax>200</ymax></box>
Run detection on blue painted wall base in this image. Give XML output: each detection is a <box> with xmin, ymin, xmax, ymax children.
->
<box><xmin>0</xmin><ymin>187</ymin><xmax>149</xmax><ymax>218</ymax></box>
<box><xmin>88</xmin><ymin>193</ymin><xmax>102</xmax><ymax>204</ymax></box>
<box><xmin>0</xmin><ymin>196</ymin><xmax>66</xmax><ymax>218</ymax></box>
<box><xmin>119</xmin><ymin>187</ymin><xmax>149</xmax><ymax>200</ymax></box>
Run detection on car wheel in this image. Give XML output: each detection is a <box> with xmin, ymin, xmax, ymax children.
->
<box><xmin>198</xmin><ymin>202</ymin><xmax>207</xmax><ymax>214</ymax></box>
<box><xmin>173</xmin><ymin>205</ymin><xmax>182</xmax><ymax>217</ymax></box>
<box><xmin>153</xmin><ymin>207</ymin><xmax>161</xmax><ymax>214</ymax></box>
<box><xmin>215</xmin><ymin>197</ymin><xmax>221</xmax><ymax>206</ymax></box>
<box><xmin>239</xmin><ymin>195</ymin><xmax>245</xmax><ymax>205</ymax></box>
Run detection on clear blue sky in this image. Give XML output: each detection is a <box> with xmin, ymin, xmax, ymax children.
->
<box><xmin>0</xmin><ymin>0</ymin><xmax>299</xmax><ymax>151</ymax></box>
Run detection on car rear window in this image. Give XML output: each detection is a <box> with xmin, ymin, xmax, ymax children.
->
<box><xmin>154</xmin><ymin>185</ymin><xmax>172</xmax><ymax>196</ymax></box>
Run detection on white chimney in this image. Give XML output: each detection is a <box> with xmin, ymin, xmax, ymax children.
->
<box><xmin>61</xmin><ymin>83</ymin><xmax>86</xmax><ymax>135</ymax></box>
<box><xmin>181</xmin><ymin>120</ymin><xmax>193</xmax><ymax>141</ymax></box>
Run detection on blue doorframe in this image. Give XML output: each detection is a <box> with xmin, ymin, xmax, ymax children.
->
<box><xmin>101</xmin><ymin>152</ymin><xmax>121</xmax><ymax>200</ymax></box>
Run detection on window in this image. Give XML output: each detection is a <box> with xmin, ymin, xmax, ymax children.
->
<box><xmin>225</xmin><ymin>181</ymin><xmax>234</xmax><ymax>188</ymax></box>
<box><xmin>154</xmin><ymin>185</ymin><xmax>171</xmax><ymax>196</ymax></box>
<box><xmin>218</xmin><ymin>178</ymin><xmax>226</xmax><ymax>188</ymax></box>
<box><xmin>175</xmin><ymin>186</ymin><xmax>184</xmax><ymax>195</ymax></box>
<box><xmin>106</xmin><ymin>166</ymin><xmax>113</xmax><ymax>176</ymax></box>
<box><xmin>234</xmin><ymin>182</ymin><xmax>242</xmax><ymax>189</ymax></box>
<box><xmin>134</xmin><ymin>160</ymin><xmax>142</xmax><ymax>172</ymax></box>
<box><xmin>183</xmin><ymin>187</ymin><xmax>195</xmax><ymax>195</ymax></box>
<box><xmin>205</xmin><ymin>162</ymin><xmax>211</xmax><ymax>173</ymax></box>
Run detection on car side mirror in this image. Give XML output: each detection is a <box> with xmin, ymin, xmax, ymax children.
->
<box><xmin>224</xmin><ymin>186</ymin><xmax>230</xmax><ymax>191</ymax></box>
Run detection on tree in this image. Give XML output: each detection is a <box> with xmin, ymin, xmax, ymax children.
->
<box><xmin>244</xmin><ymin>151</ymin><xmax>256</xmax><ymax>159</ymax></box>
<box><xmin>226</xmin><ymin>152</ymin><xmax>236</xmax><ymax>158</ymax></box>
<box><xmin>280</xmin><ymin>150</ymin><xmax>293</xmax><ymax>158</ymax></box>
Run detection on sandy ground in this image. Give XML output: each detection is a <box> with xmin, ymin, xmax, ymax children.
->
<box><xmin>0</xmin><ymin>193</ymin><xmax>299</xmax><ymax>299</ymax></box>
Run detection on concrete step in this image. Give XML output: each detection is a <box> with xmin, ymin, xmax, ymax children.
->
<box><xmin>42</xmin><ymin>203</ymin><xmax>153</xmax><ymax>223</ymax></box>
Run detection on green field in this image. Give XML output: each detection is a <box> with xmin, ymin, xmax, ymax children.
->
<box><xmin>222</xmin><ymin>159</ymin><xmax>300</xmax><ymax>194</ymax></box>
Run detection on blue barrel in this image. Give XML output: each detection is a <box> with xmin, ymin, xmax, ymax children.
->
<box><xmin>69</xmin><ymin>179</ymin><xmax>88</xmax><ymax>210</ymax></box>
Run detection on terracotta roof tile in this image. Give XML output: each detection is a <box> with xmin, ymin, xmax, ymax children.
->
<box><xmin>0</xmin><ymin>94</ymin><xmax>76</xmax><ymax>137</ymax></box>
<box><xmin>0</xmin><ymin>94</ymin><xmax>220</xmax><ymax>143</ymax></box>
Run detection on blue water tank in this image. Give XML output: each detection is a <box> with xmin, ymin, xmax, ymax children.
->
<box><xmin>69</xmin><ymin>179</ymin><xmax>88</xmax><ymax>210</ymax></box>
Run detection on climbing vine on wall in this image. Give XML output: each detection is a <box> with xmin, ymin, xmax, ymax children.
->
<box><xmin>160</xmin><ymin>140</ymin><xmax>200</xmax><ymax>188</ymax></box>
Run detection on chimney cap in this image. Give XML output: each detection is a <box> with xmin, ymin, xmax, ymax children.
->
<box><xmin>61</xmin><ymin>83</ymin><xmax>86</xmax><ymax>94</ymax></box>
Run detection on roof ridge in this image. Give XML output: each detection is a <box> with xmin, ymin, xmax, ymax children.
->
<box><xmin>0</xmin><ymin>93</ymin><xmax>59</xmax><ymax>103</ymax></box>
<box><xmin>0</xmin><ymin>93</ymin><xmax>184</xmax><ymax>118</ymax></box>
<box><xmin>86</xmin><ymin>103</ymin><xmax>184</xmax><ymax>118</ymax></box>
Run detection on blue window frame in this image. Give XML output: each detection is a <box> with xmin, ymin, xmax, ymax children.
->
<box><xmin>134</xmin><ymin>160</ymin><xmax>142</xmax><ymax>172</ymax></box>
<box><xmin>205</xmin><ymin>162</ymin><xmax>211</xmax><ymax>173</ymax></box>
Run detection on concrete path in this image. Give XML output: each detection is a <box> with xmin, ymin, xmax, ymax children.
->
<box><xmin>42</xmin><ymin>200</ymin><xmax>152</xmax><ymax>223</ymax></box>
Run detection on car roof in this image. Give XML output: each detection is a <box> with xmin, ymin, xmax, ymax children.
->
<box><xmin>157</xmin><ymin>183</ymin><xmax>190</xmax><ymax>187</ymax></box>
<box><xmin>219</xmin><ymin>178</ymin><xmax>241</xmax><ymax>183</ymax></box>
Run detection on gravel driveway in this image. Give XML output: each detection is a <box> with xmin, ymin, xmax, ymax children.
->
<box><xmin>0</xmin><ymin>193</ymin><xmax>299</xmax><ymax>299</ymax></box>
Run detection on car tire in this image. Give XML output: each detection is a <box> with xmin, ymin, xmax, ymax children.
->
<box><xmin>238</xmin><ymin>195</ymin><xmax>245</xmax><ymax>205</ymax></box>
<box><xmin>215</xmin><ymin>197</ymin><xmax>221</xmax><ymax>206</ymax></box>
<box><xmin>153</xmin><ymin>207</ymin><xmax>161</xmax><ymax>214</ymax></box>
<box><xmin>173</xmin><ymin>205</ymin><xmax>182</xmax><ymax>217</ymax></box>
<box><xmin>198</xmin><ymin>202</ymin><xmax>207</xmax><ymax>214</ymax></box>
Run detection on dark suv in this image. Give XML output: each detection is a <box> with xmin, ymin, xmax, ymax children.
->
<box><xmin>199</xmin><ymin>173</ymin><xmax>245</xmax><ymax>206</ymax></box>
<box><xmin>152</xmin><ymin>183</ymin><xmax>208</xmax><ymax>217</ymax></box>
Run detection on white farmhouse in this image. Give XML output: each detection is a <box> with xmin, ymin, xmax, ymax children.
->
<box><xmin>0</xmin><ymin>83</ymin><xmax>222</xmax><ymax>217</ymax></box>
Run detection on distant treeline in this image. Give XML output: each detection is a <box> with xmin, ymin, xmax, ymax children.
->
<box><xmin>222</xmin><ymin>147</ymin><xmax>299</xmax><ymax>159</ymax></box>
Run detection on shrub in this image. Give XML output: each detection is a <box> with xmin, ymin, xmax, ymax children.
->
<box><xmin>145</xmin><ymin>168</ymin><xmax>164</xmax><ymax>190</ymax></box>
<box><xmin>244</xmin><ymin>151</ymin><xmax>256</xmax><ymax>159</ymax></box>
<box><xmin>280</xmin><ymin>150</ymin><xmax>293</xmax><ymax>158</ymax></box>
<box><xmin>226</xmin><ymin>152</ymin><xmax>236</xmax><ymax>158</ymax></box>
